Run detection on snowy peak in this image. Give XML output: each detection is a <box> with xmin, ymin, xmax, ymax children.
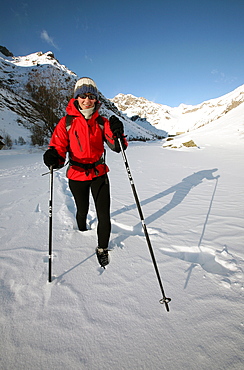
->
<box><xmin>0</xmin><ymin>50</ymin><xmax>164</xmax><ymax>143</ymax></box>
<box><xmin>9</xmin><ymin>51</ymin><xmax>76</xmax><ymax>75</ymax></box>
<box><xmin>0</xmin><ymin>50</ymin><xmax>79</xmax><ymax>143</ymax></box>
<box><xmin>111</xmin><ymin>93</ymin><xmax>171</xmax><ymax>125</ymax></box>
<box><xmin>0</xmin><ymin>50</ymin><xmax>77</xmax><ymax>93</ymax></box>
<box><xmin>112</xmin><ymin>93</ymin><xmax>170</xmax><ymax>112</ymax></box>
<box><xmin>111</xmin><ymin>85</ymin><xmax>244</xmax><ymax>135</ymax></box>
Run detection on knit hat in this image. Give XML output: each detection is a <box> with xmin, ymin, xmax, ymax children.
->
<box><xmin>74</xmin><ymin>77</ymin><xmax>99</xmax><ymax>99</ymax></box>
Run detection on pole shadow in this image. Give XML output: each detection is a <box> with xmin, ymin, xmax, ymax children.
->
<box><xmin>158</xmin><ymin>176</ymin><xmax>239</xmax><ymax>290</ymax></box>
<box><xmin>111</xmin><ymin>169</ymin><xmax>220</xmax><ymax>247</ymax></box>
<box><xmin>54</xmin><ymin>252</ymin><xmax>95</xmax><ymax>284</ymax></box>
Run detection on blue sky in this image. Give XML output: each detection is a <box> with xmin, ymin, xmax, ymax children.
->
<box><xmin>1</xmin><ymin>0</ymin><xmax>243</xmax><ymax>106</ymax></box>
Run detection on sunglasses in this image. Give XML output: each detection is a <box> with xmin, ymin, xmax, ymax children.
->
<box><xmin>78</xmin><ymin>94</ymin><xmax>97</xmax><ymax>100</ymax></box>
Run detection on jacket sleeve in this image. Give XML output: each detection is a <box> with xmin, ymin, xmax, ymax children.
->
<box><xmin>48</xmin><ymin>117</ymin><xmax>69</xmax><ymax>163</ymax></box>
<box><xmin>103</xmin><ymin>119</ymin><xmax>128</xmax><ymax>153</ymax></box>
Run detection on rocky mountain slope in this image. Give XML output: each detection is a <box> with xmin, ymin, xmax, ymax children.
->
<box><xmin>111</xmin><ymin>85</ymin><xmax>244</xmax><ymax>135</ymax></box>
<box><xmin>0</xmin><ymin>48</ymin><xmax>166</xmax><ymax>144</ymax></box>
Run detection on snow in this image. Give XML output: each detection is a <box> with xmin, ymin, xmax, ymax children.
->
<box><xmin>0</xmin><ymin>51</ymin><xmax>164</xmax><ymax>142</ymax></box>
<box><xmin>111</xmin><ymin>84</ymin><xmax>244</xmax><ymax>135</ymax></box>
<box><xmin>0</xmin><ymin>104</ymin><xmax>243</xmax><ymax>369</ymax></box>
<box><xmin>7</xmin><ymin>51</ymin><xmax>75</xmax><ymax>75</ymax></box>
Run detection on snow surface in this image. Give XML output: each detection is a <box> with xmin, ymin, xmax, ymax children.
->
<box><xmin>0</xmin><ymin>105</ymin><xmax>244</xmax><ymax>369</ymax></box>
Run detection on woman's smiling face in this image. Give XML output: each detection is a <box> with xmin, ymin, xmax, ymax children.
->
<box><xmin>77</xmin><ymin>94</ymin><xmax>96</xmax><ymax>110</ymax></box>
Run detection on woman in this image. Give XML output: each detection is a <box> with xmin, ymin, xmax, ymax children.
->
<box><xmin>43</xmin><ymin>77</ymin><xmax>127</xmax><ymax>268</ymax></box>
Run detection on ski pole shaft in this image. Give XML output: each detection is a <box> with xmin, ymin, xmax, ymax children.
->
<box><xmin>118</xmin><ymin>138</ymin><xmax>171</xmax><ymax>312</ymax></box>
<box><xmin>48</xmin><ymin>166</ymin><xmax>54</xmax><ymax>282</ymax></box>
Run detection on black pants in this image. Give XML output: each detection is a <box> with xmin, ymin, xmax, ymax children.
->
<box><xmin>69</xmin><ymin>174</ymin><xmax>111</xmax><ymax>249</ymax></box>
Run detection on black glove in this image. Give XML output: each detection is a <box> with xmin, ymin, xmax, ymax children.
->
<box><xmin>109</xmin><ymin>115</ymin><xmax>124</xmax><ymax>138</ymax></box>
<box><xmin>43</xmin><ymin>147</ymin><xmax>63</xmax><ymax>169</ymax></box>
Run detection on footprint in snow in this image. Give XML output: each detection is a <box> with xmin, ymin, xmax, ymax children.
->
<box><xmin>160</xmin><ymin>245</ymin><xmax>241</xmax><ymax>277</ymax></box>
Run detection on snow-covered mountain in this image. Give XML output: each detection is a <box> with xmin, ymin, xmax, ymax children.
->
<box><xmin>0</xmin><ymin>49</ymin><xmax>77</xmax><ymax>143</ymax></box>
<box><xmin>1</xmin><ymin>47</ymin><xmax>243</xmax><ymax>147</ymax></box>
<box><xmin>111</xmin><ymin>84</ymin><xmax>244</xmax><ymax>135</ymax></box>
<box><xmin>0</xmin><ymin>48</ymin><xmax>166</xmax><ymax>144</ymax></box>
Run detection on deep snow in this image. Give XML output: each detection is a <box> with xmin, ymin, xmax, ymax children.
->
<box><xmin>0</xmin><ymin>106</ymin><xmax>243</xmax><ymax>369</ymax></box>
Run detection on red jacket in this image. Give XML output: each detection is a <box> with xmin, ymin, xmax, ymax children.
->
<box><xmin>49</xmin><ymin>99</ymin><xmax>128</xmax><ymax>181</ymax></box>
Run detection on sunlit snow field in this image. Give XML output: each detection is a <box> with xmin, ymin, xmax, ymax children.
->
<box><xmin>1</xmin><ymin>103</ymin><xmax>243</xmax><ymax>369</ymax></box>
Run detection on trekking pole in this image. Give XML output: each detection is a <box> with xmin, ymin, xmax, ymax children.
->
<box><xmin>118</xmin><ymin>138</ymin><xmax>171</xmax><ymax>312</ymax></box>
<box><xmin>48</xmin><ymin>165</ymin><xmax>54</xmax><ymax>283</ymax></box>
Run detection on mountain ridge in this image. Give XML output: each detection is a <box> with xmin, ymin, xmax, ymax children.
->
<box><xmin>111</xmin><ymin>84</ymin><xmax>244</xmax><ymax>135</ymax></box>
<box><xmin>0</xmin><ymin>47</ymin><xmax>243</xmax><ymax>145</ymax></box>
<box><xmin>0</xmin><ymin>49</ymin><xmax>166</xmax><ymax>144</ymax></box>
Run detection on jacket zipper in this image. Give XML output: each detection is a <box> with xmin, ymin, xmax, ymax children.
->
<box><xmin>75</xmin><ymin>131</ymin><xmax>82</xmax><ymax>151</ymax></box>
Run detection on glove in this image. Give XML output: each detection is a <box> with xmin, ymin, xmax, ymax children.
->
<box><xmin>43</xmin><ymin>147</ymin><xmax>63</xmax><ymax>169</ymax></box>
<box><xmin>109</xmin><ymin>115</ymin><xmax>124</xmax><ymax>138</ymax></box>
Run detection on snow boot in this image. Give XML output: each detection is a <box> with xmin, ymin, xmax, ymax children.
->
<box><xmin>96</xmin><ymin>247</ymin><xmax>110</xmax><ymax>268</ymax></box>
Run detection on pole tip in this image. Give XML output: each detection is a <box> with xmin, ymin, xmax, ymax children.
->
<box><xmin>159</xmin><ymin>297</ymin><xmax>171</xmax><ymax>312</ymax></box>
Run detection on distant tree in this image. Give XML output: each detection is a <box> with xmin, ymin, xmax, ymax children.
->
<box><xmin>0</xmin><ymin>135</ymin><xmax>4</xmax><ymax>150</ymax></box>
<box><xmin>26</xmin><ymin>69</ymin><xmax>74</xmax><ymax>142</ymax></box>
<box><xmin>18</xmin><ymin>136</ymin><xmax>26</xmax><ymax>145</ymax></box>
<box><xmin>4</xmin><ymin>134</ymin><xmax>13</xmax><ymax>149</ymax></box>
<box><xmin>30</xmin><ymin>125</ymin><xmax>48</xmax><ymax>146</ymax></box>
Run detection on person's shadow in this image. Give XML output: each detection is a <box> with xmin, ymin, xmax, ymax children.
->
<box><xmin>111</xmin><ymin>168</ymin><xmax>220</xmax><ymax>245</ymax></box>
<box><xmin>54</xmin><ymin>169</ymin><xmax>220</xmax><ymax>280</ymax></box>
